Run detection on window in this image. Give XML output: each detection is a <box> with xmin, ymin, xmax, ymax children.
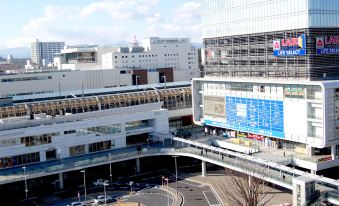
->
<box><xmin>260</xmin><ymin>85</ymin><xmax>265</xmax><ymax>93</ymax></box>
<box><xmin>20</xmin><ymin>133</ymin><xmax>57</xmax><ymax>147</ymax></box>
<box><xmin>83</xmin><ymin>124</ymin><xmax>121</xmax><ymax>136</ymax></box>
<box><xmin>1</xmin><ymin>76</ymin><xmax>53</xmax><ymax>82</ymax></box>
<box><xmin>69</xmin><ymin>145</ymin><xmax>85</xmax><ymax>156</ymax></box>
<box><xmin>0</xmin><ymin>152</ymin><xmax>40</xmax><ymax>168</ymax></box>
<box><xmin>64</xmin><ymin>130</ymin><xmax>76</xmax><ymax>135</ymax></box>
<box><xmin>89</xmin><ymin>141</ymin><xmax>111</xmax><ymax>153</ymax></box>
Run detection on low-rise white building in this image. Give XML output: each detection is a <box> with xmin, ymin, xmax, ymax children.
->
<box><xmin>54</xmin><ymin>37</ymin><xmax>199</xmax><ymax>81</ymax></box>
<box><xmin>0</xmin><ymin>83</ymin><xmax>195</xmax><ymax>169</ymax></box>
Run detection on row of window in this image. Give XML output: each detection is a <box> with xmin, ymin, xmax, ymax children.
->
<box><xmin>69</xmin><ymin>140</ymin><xmax>115</xmax><ymax>156</ymax></box>
<box><xmin>63</xmin><ymin>124</ymin><xmax>122</xmax><ymax>136</ymax></box>
<box><xmin>115</xmin><ymin>54</ymin><xmax>159</xmax><ymax>59</ymax></box>
<box><xmin>2</xmin><ymin>90</ymin><xmax>53</xmax><ymax>98</ymax></box>
<box><xmin>0</xmin><ymin>152</ymin><xmax>40</xmax><ymax>168</ymax></box>
<box><xmin>1</xmin><ymin>76</ymin><xmax>52</xmax><ymax>83</ymax></box>
<box><xmin>0</xmin><ymin>132</ymin><xmax>59</xmax><ymax>148</ymax></box>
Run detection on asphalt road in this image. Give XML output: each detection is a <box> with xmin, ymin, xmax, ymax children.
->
<box><xmin>121</xmin><ymin>187</ymin><xmax>173</xmax><ymax>206</ymax></box>
<box><xmin>170</xmin><ymin>179</ymin><xmax>221</xmax><ymax>206</ymax></box>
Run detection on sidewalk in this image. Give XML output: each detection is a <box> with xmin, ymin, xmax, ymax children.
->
<box><xmin>182</xmin><ymin>170</ymin><xmax>292</xmax><ymax>206</ymax></box>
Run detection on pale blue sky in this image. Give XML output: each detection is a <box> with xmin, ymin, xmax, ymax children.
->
<box><xmin>0</xmin><ymin>0</ymin><xmax>201</xmax><ymax>49</ymax></box>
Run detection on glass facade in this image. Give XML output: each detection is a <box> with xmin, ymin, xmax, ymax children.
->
<box><xmin>201</xmin><ymin>0</ymin><xmax>339</xmax><ymax>38</ymax></box>
<box><xmin>75</xmin><ymin>124</ymin><xmax>122</xmax><ymax>136</ymax></box>
<box><xmin>202</xmin><ymin>0</ymin><xmax>339</xmax><ymax>80</ymax></box>
<box><xmin>204</xmin><ymin>28</ymin><xmax>339</xmax><ymax>79</ymax></box>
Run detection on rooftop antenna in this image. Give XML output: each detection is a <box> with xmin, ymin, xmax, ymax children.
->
<box><xmin>132</xmin><ymin>35</ymin><xmax>139</xmax><ymax>47</ymax></box>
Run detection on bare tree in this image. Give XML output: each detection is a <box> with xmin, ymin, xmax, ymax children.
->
<box><xmin>220</xmin><ymin>167</ymin><xmax>274</xmax><ymax>206</ymax></box>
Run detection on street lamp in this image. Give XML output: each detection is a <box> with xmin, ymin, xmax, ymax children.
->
<box><xmin>129</xmin><ymin>181</ymin><xmax>134</xmax><ymax>194</ymax></box>
<box><xmin>109</xmin><ymin>153</ymin><xmax>112</xmax><ymax>184</ymax></box>
<box><xmin>173</xmin><ymin>156</ymin><xmax>178</xmax><ymax>197</ymax></box>
<box><xmin>161</xmin><ymin>176</ymin><xmax>165</xmax><ymax>187</ymax></box>
<box><xmin>58</xmin><ymin>79</ymin><xmax>62</xmax><ymax>97</ymax></box>
<box><xmin>161</xmin><ymin>75</ymin><xmax>167</xmax><ymax>90</ymax></box>
<box><xmin>80</xmin><ymin>170</ymin><xmax>87</xmax><ymax>204</ymax></box>
<box><xmin>22</xmin><ymin>166</ymin><xmax>28</xmax><ymax>200</ymax></box>
<box><xmin>103</xmin><ymin>183</ymin><xmax>109</xmax><ymax>205</ymax></box>
<box><xmin>135</xmin><ymin>75</ymin><xmax>140</xmax><ymax>90</ymax></box>
<box><xmin>57</xmin><ymin>149</ymin><xmax>62</xmax><ymax>165</ymax></box>
<box><xmin>147</xmin><ymin>138</ymin><xmax>150</xmax><ymax>149</ymax></box>
<box><xmin>164</xmin><ymin>177</ymin><xmax>169</xmax><ymax>206</ymax></box>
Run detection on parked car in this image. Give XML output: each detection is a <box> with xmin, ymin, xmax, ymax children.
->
<box><xmin>92</xmin><ymin>179</ymin><xmax>109</xmax><ymax>186</ymax></box>
<box><xmin>94</xmin><ymin>195</ymin><xmax>113</xmax><ymax>204</ymax></box>
<box><xmin>66</xmin><ymin>202</ymin><xmax>84</xmax><ymax>206</ymax></box>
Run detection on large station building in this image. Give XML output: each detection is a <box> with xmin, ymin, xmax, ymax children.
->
<box><xmin>194</xmin><ymin>0</ymin><xmax>339</xmax><ymax>172</ymax></box>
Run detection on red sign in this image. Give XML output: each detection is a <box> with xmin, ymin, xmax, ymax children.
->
<box><xmin>317</xmin><ymin>38</ymin><xmax>324</xmax><ymax>48</ymax></box>
<box><xmin>281</xmin><ymin>38</ymin><xmax>298</xmax><ymax>47</ymax></box>
<box><xmin>247</xmin><ymin>133</ymin><xmax>264</xmax><ymax>141</ymax></box>
<box><xmin>324</xmin><ymin>36</ymin><xmax>339</xmax><ymax>45</ymax></box>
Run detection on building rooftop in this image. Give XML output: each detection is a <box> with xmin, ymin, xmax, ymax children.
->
<box><xmin>12</xmin><ymin>81</ymin><xmax>191</xmax><ymax>103</ymax></box>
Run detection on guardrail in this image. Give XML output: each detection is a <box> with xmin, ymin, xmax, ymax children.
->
<box><xmin>1</xmin><ymin>137</ymin><xmax>339</xmax><ymax>196</ymax></box>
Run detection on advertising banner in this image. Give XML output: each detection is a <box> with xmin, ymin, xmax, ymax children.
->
<box><xmin>204</xmin><ymin>96</ymin><xmax>285</xmax><ymax>139</ymax></box>
<box><xmin>316</xmin><ymin>36</ymin><xmax>339</xmax><ymax>54</ymax></box>
<box><xmin>273</xmin><ymin>34</ymin><xmax>306</xmax><ymax>56</ymax></box>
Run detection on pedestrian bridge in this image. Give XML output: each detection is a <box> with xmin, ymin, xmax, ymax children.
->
<box><xmin>0</xmin><ymin>137</ymin><xmax>338</xmax><ymax>204</ymax></box>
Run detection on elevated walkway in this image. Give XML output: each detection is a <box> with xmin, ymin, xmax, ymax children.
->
<box><xmin>0</xmin><ymin>137</ymin><xmax>338</xmax><ymax>203</ymax></box>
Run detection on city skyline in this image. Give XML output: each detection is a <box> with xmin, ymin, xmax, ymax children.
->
<box><xmin>0</xmin><ymin>0</ymin><xmax>201</xmax><ymax>50</ymax></box>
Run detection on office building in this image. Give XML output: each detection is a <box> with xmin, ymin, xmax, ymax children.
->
<box><xmin>31</xmin><ymin>39</ymin><xmax>65</xmax><ymax>65</ymax></box>
<box><xmin>54</xmin><ymin>37</ymin><xmax>199</xmax><ymax>81</ymax></box>
<box><xmin>193</xmin><ymin>0</ymin><xmax>339</xmax><ymax>173</ymax></box>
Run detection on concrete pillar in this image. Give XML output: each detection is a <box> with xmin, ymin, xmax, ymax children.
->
<box><xmin>307</xmin><ymin>145</ymin><xmax>315</xmax><ymax>157</ymax></box>
<box><xmin>201</xmin><ymin>160</ymin><xmax>206</xmax><ymax>177</ymax></box>
<box><xmin>58</xmin><ymin>173</ymin><xmax>64</xmax><ymax>190</ymax></box>
<box><xmin>136</xmin><ymin>158</ymin><xmax>141</xmax><ymax>173</ymax></box>
<box><xmin>311</xmin><ymin>170</ymin><xmax>316</xmax><ymax>175</ymax></box>
<box><xmin>293</xmin><ymin>176</ymin><xmax>315</xmax><ymax>206</ymax></box>
<box><xmin>331</xmin><ymin>145</ymin><xmax>337</xmax><ymax>160</ymax></box>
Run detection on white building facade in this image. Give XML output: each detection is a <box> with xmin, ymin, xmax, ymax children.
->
<box><xmin>55</xmin><ymin>37</ymin><xmax>199</xmax><ymax>81</ymax></box>
<box><xmin>195</xmin><ymin>0</ymin><xmax>339</xmax><ymax>172</ymax></box>
<box><xmin>0</xmin><ymin>102</ymin><xmax>169</xmax><ymax>169</ymax></box>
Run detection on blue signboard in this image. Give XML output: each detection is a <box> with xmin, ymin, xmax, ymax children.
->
<box><xmin>205</xmin><ymin>96</ymin><xmax>285</xmax><ymax>139</ymax></box>
<box><xmin>273</xmin><ymin>34</ymin><xmax>306</xmax><ymax>57</ymax></box>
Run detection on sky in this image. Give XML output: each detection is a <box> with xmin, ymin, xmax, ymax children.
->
<box><xmin>0</xmin><ymin>0</ymin><xmax>201</xmax><ymax>49</ymax></box>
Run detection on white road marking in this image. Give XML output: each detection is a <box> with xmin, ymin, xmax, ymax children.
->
<box><xmin>203</xmin><ymin>190</ymin><xmax>212</xmax><ymax>206</ymax></box>
<box><xmin>203</xmin><ymin>190</ymin><xmax>222</xmax><ymax>206</ymax></box>
<box><xmin>180</xmin><ymin>180</ymin><xmax>202</xmax><ymax>187</ymax></box>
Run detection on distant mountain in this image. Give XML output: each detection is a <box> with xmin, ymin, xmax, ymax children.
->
<box><xmin>0</xmin><ymin>47</ymin><xmax>30</xmax><ymax>59</ymax></box>
<box><xmin>193</xmin><ymin>42</ymin><xmax>203</xmax><ymax>48</ymax></box>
